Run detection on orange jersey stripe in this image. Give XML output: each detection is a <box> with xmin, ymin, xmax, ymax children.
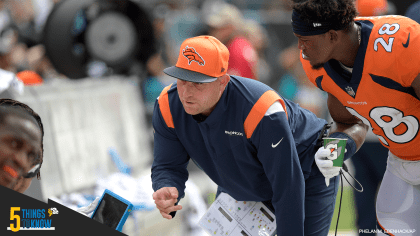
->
<box><xmin>158</xmin><ymin>84</ymin><xmax>175</xmax><ymax>128</ymax></box>
<box><xmin>244</xmin><ymin>90</ymin><xmax>287</xmax><ymax>139</ymax></box>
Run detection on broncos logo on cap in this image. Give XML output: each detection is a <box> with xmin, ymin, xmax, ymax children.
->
<box><xmin>183</xmin><ymin>46</ymin><xmax>205</xmax><ymax>66</ymax></box>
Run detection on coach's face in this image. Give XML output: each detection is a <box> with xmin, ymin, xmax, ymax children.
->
<box><xmin>0</xmin><ymin>113</ymin><xmax>42</xmax><ymax>193</ymax></box>
<box><xmin>295</xmin><ymin>32</ymin><xmax>334</xmax><ymax>70</ymax></box>
<box><xmin>177</xmin><ymin>75</ymin><xmax>230</xmax><ymax>116</ymax></box>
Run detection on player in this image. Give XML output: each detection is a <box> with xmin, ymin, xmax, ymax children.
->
<box><xmin>0</xmin><ymin>99</ymin><xmax>44</xmax><ymax>193</ymax></box>
<box><xmin>291</xmin><ymin>0</ymin><xmax>420</xmax><ymax>234</ymax></box>
<box><xmin>351</xmin><ymin>1</ymin><xmax>391</xmax><ymax>234</ymax></box>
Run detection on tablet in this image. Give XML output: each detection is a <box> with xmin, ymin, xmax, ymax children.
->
<box><xmin>91</xmin><ymin>189</ymin><xmax>133</xmax><ymax>232</ymax></box>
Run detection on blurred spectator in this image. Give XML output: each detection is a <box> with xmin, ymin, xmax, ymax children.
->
<box><xmin>202</xmin><ymin>1</ymin><xmax>258</xmax><ymax>80</ymax></box>
<box><xmin>0</xmin><ymin>68</ymin><xmax>43</xmax><ymax>100</ymax></box>
<box><xmin>31</xmin><ymin>0</ymin><xmax>60</xmax><ymax>35</ymax></box>
<box><xmin>0</xmin><ymin>0</ymin><xmax>60</xmax><ymax>79</ymax></box>
<box><xmin>355</xmin><ymin>0</ymin><xmax>388</xmax><ymax>16</ymax></box>
<box><xmin>0</xmin><ymin>0</ymin><xmax>19</xmax><ymax>71</ymax></box>
<box><xmin>145</xmin><ymin>1</ymin><xmax>203</xmax><ymax>77</ymax></box>
<box><xmin>405</xmin><ymin>0</ymin><xmax>420</xmax><ymax>23</ymax></box>
<box><xmin>146</xmin><ymin>3</ymin><xmax>177</xmax><ymax>78</ymax></box>
<box><xmin>165</xmin><ymin>2</ymin><xmax>203</xmax><ymax>58</ymax></box>
<box><xmin>243</xmin><ymin>19</ymin><xmax>271</xmax><ymax>84</ymax></box>
<box><xmin>142</xmin><ymin>3</ymin><xmax>176</xmax><ymax>116</ymax></box>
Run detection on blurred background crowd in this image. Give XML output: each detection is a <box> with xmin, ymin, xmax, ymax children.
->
<box><xmin>2</xmin><ymin>0</ymin><xmax>420</xmax><ymax>235</ymax></box>
<box><xmin>2</xmin><ymin>0</ymin><xmax>419</xmax><ymax>118</ymax></box>
<box><xmin>1</xmin><ymin>0</ymin><xmax>420</xmax><ymax>116</ymax></box>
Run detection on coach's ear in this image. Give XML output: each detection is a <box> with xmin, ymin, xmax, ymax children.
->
<box><xmin>219</xmin><ymin>74</ymin><xmax>230</xmax><ymax>86</ymax></box>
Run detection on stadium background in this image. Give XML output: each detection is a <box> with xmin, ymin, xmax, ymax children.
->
<box><xmin>1</xmin><ymin>0</ymin><xmax>418</xmax><ymax>235</ymax></box>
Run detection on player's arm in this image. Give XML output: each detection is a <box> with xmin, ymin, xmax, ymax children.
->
<box><xmin>411</xmin><ymin>73</ymin><xmax>420</xmax><ymax>99</ymax></box>
<box><xmin>327</xmin><ymin>92</ymin><xmax>369</xmax><ymax>158</ymax></box>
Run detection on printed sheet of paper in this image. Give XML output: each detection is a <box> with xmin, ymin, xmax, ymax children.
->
<box><xmin>199</xmin><ymin>193</ymin><xmax>276</xmax><ymax>236</ymax></box>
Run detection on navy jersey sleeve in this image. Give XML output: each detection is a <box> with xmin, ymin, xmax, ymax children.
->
<box><xmin>151</xmin><ymin>100</ymin><xmax>190</xmax><ymax>200</ymax></box>
<box><xmin>250</xmin><ymin>109</ymin><xmax>305</xmax><ymax>236</ymax></box>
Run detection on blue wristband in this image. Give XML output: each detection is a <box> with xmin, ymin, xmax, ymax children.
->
<box><xmin>328</xmin><ymin>132</ymin><xmax>357</xmax><ymax>161</ymax></box>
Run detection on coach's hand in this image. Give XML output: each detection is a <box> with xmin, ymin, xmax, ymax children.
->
<box><xmin>315</xmin><ymin>147</ymin><xmax>341</xmax><ymax>187</ymax></box>
<box><xmin>153</xmin><ymin>187</ymin><xmax>182</xmax><ymax>219</ymax></box>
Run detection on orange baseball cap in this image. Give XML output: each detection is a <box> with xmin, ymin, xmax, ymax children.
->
<box><xmin>163</xmin><ymin>35</ymin><xmax>229</xmax><ymax>83</ymax></box>
<box><xmin>355</xmin><ymin>0</ymin><xmax>388</xmax><ymax>16</ymax></box>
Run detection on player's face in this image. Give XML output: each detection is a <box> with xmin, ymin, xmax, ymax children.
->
<box><xmin>177</xmin><ymin>77</ymin><xmax>226</xmax><ymax>116</ymax></box>
<box><xmin>295</xmin><ymin>33</ymin><xmax>333</xmax><ymax>70</ymax></box>
<box><xmin>0</xmin><ymin>114</ymin><xmax>42</xmax><ymax>193</ymax></box>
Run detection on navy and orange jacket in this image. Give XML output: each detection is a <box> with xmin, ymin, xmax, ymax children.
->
<box><xmin>152</xmin><ymin>75</ymin><xmax>327</xmax><ymax>234</ymax></box>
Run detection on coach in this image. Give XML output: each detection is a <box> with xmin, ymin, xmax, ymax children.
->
<box><xmin>151</xmin><ymin>36</ymin><xmax>367</xmax><ymax>235</ymax></box>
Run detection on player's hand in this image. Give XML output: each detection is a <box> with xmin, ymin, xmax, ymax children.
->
<box><xmin>315</xmin><ymin>147</ymin><xmax>341</xmax><ymax>187</ymax></box>
<box><xmin>152</xmin><ymin>187</ymin><xmax>182</xmax><ymax>219</ymax></box>
<box><xmin>76</xmin><ymin>197</ymin><xmax>100</xmax><ymax>217</ymax></box>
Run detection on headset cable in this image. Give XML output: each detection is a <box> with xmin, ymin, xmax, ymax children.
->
<box><xmin>334</xmin><ymin>162</ymin><xmax>363</xmax><ymax>236</ymax></box>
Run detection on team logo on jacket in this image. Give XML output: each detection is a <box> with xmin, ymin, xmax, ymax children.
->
<box><xmin>345</xmin><ymin>86</ymin><xmax>356</xmax><ymax>97</ymax></box>
<box><xmin>225</xmin><ymin>130</ymin><xmax>243</xmax><ymax>136</ymax></box>
<box><xmin>183</xmin><ymin>46</ymin><xmax>205</xmax><ymax>66</ymax></box>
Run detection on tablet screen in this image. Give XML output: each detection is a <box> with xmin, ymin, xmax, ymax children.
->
<box><xmin>92</xmin><ymin>193</ymin><xmax>128</xmax><ymax>229</ymax></box>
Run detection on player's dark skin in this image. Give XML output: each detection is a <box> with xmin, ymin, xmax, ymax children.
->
<box><xmin>412</xmin><ymin>74</ymin><xmax>420</xmax><ymax>99</ymax></box>
<box><xmin>0</xmin><ymin>113</ymin><xmax>42</xmax><ymax>193</ymax></box>
<box><xmin>294</xmin><ymin>23</ymin><xmax>369</xmax><ymax>150</ymax></box>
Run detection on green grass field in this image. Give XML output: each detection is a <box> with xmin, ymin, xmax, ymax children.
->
<box><xmin>329</xmin><ymin>186</ymin><xmax>357</xmax><ymax>232</ymax></box>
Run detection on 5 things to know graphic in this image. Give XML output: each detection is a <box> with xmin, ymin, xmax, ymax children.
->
<box><xmin>1</xmin><ymin>186</ymin><xmax>127</xmax><ymax>236</ymax></box>
<box><xmin>8</xmin><ymin>207</ymin><xmax>58</xmax><ymax>231</ymax></box>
